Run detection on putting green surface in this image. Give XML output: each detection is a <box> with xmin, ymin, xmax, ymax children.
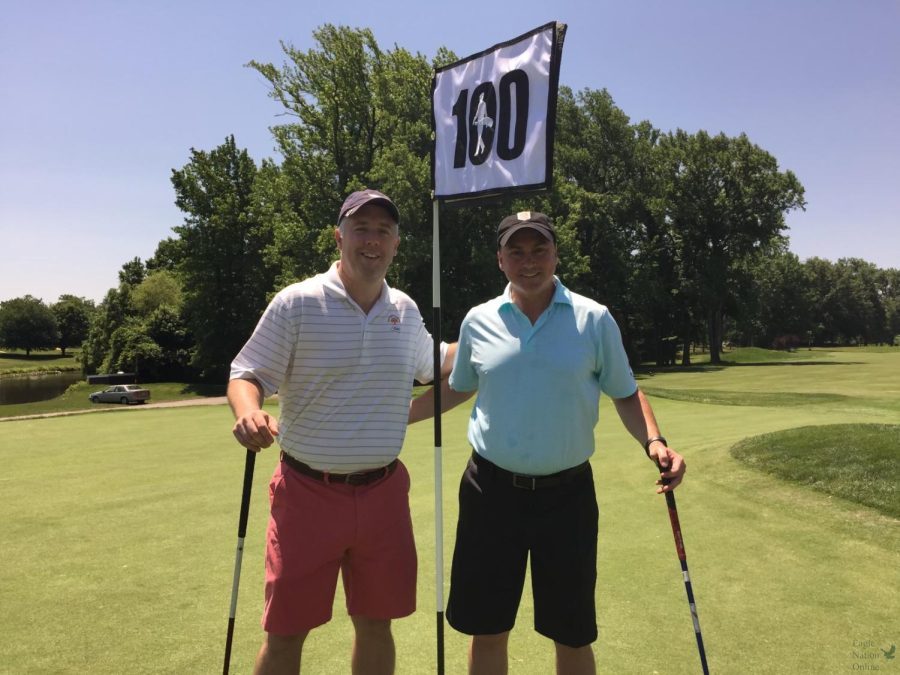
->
<box><xmin>1</xmin><ymin>348</ymin><xmax>898</xmax><ymax>673</ymax></box>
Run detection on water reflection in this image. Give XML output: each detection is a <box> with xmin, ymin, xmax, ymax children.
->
<box><xmin>0</xmin><ymin>372</ymin><xmax>83</xmax><ymax>405</ymax></box>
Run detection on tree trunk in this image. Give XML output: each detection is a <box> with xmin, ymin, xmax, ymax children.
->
<box><xmin>680</xmin><ymin>315</ymin><xmax>692</xmax><ymax>366</ymax></box>
<box><xmin>708</xmin><ymin>307</ymin><xmax>722</xmax><ymax>364</ymax></box>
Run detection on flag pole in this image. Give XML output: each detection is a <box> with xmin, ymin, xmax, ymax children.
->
<box><xmin>431</xmin><ymin>198</ymin><xmax>445</xmax><ymax>675</ymax></box>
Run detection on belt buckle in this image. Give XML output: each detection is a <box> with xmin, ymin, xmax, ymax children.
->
<box><xmin>346</xmin><ymin>467</ymin><xmax>385</xmax><ymax>485</ymax></box>
<box><xmin>343</xmin><ymin>471</ymin><xmax>365</xmax><ymax>485</ymax></box>
<box><xmin>513</xmin><ymin>474</ymin><xmax>536</xmax><ymax>490</ymax></box>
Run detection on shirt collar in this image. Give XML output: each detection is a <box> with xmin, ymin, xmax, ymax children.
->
<box><xmin>322</xmin><ymin>261</ymin><xmax>392</xmax><ymax>309</ymax></box>
<box><xmin>499</xmin><ymin>276</ymin><xmax>572</xmax><ymax>310</ymax></box>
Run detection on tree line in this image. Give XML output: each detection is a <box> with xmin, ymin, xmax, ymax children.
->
<box><xmin>2</xmin><ymin>25</ymin><xmax>898</xmax><ymax>379</ymax></box>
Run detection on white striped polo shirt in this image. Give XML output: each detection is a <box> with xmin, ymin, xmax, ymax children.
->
<box><xmin>230</xmin><ymin>262</ymin><xmax>447</xmax><ymax>472</ymax></box>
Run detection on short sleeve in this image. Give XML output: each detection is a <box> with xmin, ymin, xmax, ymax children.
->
<box><xmin>596</xmin><ymin>310</ymin><xmax>638</xmax><ymax>399</ymax></box>
<box><xmin>229</xmin><ymin>293</ymin><xmax>295</xmax><ymax>397</ymax></box>
<box><xmin>449</xmin><ymin>315</ymin><xmax>479</xmax><ymax>392</ymax></box>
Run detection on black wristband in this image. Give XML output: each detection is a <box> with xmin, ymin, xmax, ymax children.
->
<box><xmin>643</xmin><ymin>435</ymin><xmax>667</xmax><ymax>458</ymax></box>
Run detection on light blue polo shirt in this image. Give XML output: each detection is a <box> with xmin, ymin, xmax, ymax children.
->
<box><xmin>450</xmin><ymin>278</ymin><xmax>638</xmax><ymax>475</ymax></box>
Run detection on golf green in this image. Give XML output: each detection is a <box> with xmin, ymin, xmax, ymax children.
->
<box><xmin>1</xmin><ymin>348</ymin><xmax>897</xmax><ymax>673</ymax></box>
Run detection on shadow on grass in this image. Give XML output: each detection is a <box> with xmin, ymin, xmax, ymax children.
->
<box><xmin>640</xmin><ymin>386</ymin><xmax>850</xmax><ymax>407</ymax></box>
<box><xmin>635</xmin><ymin>360</ymin><xmax>861</xmax><ymax>378</ymax></box>
<box><xmin>178</xmin><ymin>382</ymin><xmax>227</xmax><ymax>397</ymax></box>
<box><xmin>726</xmin><ymin>360</ymin><xmax>864</xmax><ymax>367</ymax></box>
<box><xmin>0</xmin><ymin>353</ymin><xmax>74</xmax><ymax>362</ymax></box>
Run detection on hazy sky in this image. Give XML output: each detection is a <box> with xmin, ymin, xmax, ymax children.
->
<box><xmin>2</xmin><ymin>0</ymin><xmax>898</xmax><ymax>304</ymax></box>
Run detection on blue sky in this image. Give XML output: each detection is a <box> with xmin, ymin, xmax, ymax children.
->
<box><xmin>2</xmin><ymin>0</ymin><xmax>898</xmax><ymax>304</ymax></box>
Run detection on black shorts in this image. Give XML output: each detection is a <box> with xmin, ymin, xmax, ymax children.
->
<box><xmin>446</xmin><ymin>452</ymin><xmax>599</xmax><ymax>648</ymax></box>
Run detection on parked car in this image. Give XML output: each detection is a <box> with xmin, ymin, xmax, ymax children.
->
<box><xmin>89</xmin><ymin>384</ymin><xmax>151</xmax><ymax>405</ymax></box>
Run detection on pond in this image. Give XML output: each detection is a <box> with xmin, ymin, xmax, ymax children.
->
<box><xmin>0</xmin><ymin>371</ymin><xmax>84</xmax><ymax>405</ymax></box>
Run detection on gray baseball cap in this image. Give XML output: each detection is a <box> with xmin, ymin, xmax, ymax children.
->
<box><xmin>338</xmin><ymin>189</ymin><xmax>400</xmax><ymax>225</ymax></box>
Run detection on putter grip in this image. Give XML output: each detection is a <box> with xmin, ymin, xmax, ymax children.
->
<box><xmin>652</xmin><ymin>456</ymin><xmax>673</xmax><ymax>485</ymax></box>
<box><xmin>238</xmin><ymin>450</ymin><xmax>256</xmax><ymax>536</ymax></box>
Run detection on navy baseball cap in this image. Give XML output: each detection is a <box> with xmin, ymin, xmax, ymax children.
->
<box><xmin>338</xmin><ymin>189</ymin><xmax>400</xmax><ymax>225</ymax></box>
<box><xmin>497</xmin><ymin>211</ymin><xmax>556</xmax><ymax>247</ymax></box>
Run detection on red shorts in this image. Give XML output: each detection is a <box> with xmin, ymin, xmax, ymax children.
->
<box><xmin>261</xmin><ymin>458</ymin><xmax>417</xmax><ymax>635</ymax></box>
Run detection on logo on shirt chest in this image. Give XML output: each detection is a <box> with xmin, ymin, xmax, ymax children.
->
<box><xmin>388</xmin><ymin>314</ymin><xmax>401</xmax><ymax>331</ymax></box>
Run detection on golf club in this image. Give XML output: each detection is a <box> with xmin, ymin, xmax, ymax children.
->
<box><xmin>223</xmin><ymin>449</ymin><xmax>257</xmax><ymax>675</ymax></box>
<box><xmin>657</xmin><ymin>459</ymin><xmax>710</xmax><ymax>675</ymax></box>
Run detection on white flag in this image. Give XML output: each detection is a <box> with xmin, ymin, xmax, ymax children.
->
<box><xmin>432</xmin><ymin>22</ymin><xmax>566</xmax><ymax>202</ymax></box>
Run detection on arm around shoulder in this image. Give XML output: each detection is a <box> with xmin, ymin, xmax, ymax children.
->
<box><xmin>409</xmin><ymin>379</ymin><xmax>475</xmax><ymax>424</ymax></box>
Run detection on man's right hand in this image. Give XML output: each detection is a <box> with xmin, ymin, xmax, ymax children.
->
<box><xmin>227</xmin><ymin>378</ymin><xmax>279</xmax><ymax>452</ymax></box>
<box><xmin>232</xmin><ymin>409</ymin><xmax>280</xmax><ymax>453</ymax></box>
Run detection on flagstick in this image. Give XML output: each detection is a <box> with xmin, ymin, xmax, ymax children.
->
<box><xmin>431</xmin><ymin>198</ymin><xmax>445</xmax><ymax>675</ymax></box>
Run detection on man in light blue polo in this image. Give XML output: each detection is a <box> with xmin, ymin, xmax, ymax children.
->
<box><xmin>444</xmin><ymin>211</ymin><xmax>687</xmax><ymax>675</ymax></box>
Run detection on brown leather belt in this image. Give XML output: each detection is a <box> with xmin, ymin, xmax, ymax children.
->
<box><xmin>471</xmin><ymin>451</ymin><xmax>590</xmax><ymax>490</ymax></box>
<box><xmin>281</xmin><ymin>451</ymin><xmax>398</xmax><ymax>486</ymax></box>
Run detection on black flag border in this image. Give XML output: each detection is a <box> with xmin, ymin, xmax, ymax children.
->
<box><xmin>430</xmin><ymin>20</ymin><xmax>567</xmax><ymax>205</ymax></box>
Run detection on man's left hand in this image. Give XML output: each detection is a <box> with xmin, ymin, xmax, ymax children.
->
<box><xmin>650</xmin><ymin>444</ymin><xmax>686</xmax><ymax>493</ymax></box>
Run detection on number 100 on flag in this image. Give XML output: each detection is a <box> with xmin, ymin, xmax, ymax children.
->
<box><xmin>431</xmin><ymin>21</ymin><xmax>567</xmax><ymax>202</ymax></box>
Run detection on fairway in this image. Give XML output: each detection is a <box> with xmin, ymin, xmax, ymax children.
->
<box><xmin>1</xmin><ymin>348</ymin><xmax>898</xmax><ymax>673</ymax></box>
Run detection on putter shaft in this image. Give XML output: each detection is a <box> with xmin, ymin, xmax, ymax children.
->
<box><xmin>663</xmin><ymin>488</ymin><xmax>709</xmax><ymax>675</ymax></box>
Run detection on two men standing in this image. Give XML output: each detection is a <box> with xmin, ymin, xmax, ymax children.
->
<box><xmin>227</xmin><ymin>192</ymin><xmax>686</xmax><ymax>674</ymax></box>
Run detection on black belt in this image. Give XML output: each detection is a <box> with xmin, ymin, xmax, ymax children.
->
<box><xmin>471</xmin><ymin>451</ymin><xmax>590</xmax><ymax>490</ymax></box>
<box><xmin>281</xmin><ymin>452</ymin><xmax>398</xmax><ymax>486</ymax></box>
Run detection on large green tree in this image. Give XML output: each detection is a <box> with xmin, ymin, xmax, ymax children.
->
<box><xmin>828</xmin><ymin>258</ymin><xmax>885</xmax><ymax>345</ymax></box>
<box><xmin>250</xmin><ymin>28</ymin><xmax>474</xmax><ymax>333</ymax></box>
<box><xmin>68</xmin><ymin>24</ymin><xmax>896</xmax><ymax>381</ymax></box>
<box><xmin>552</xmin><ymin>87</ymin><xmax>664</xmax><ymax>361</ymax></box>
<box><xmin>246</xmin><ymin>26</ymin><xmax>458</xmax><ymax>323</ymax></box>
<box><xmin>170</xmin><ymin>135</ymin><xmax>275</xmax><ymax>378</ymax></box>
<box><xmin>656</xmin><ymin>130</ymin><xmax>806</xmax><ymax>363</ymax></box>
<box><xmin>81</xmin><ymin>263</ymin><xmax>192</xmax><ymax>379</ymax></box>
<box><xmin>247</xmin><ymin>26</ymin><xmax>385</xmax><ymax>288</ymax></box>
<box><xmin>131</xmin><ymin>270</ymin><xmax>182</xmax><ymax>317</ymax></box>
<box><xmin>144</xmin><ymin>305</ymin><xmax>193</xmax><ymax>379</ymax></box>
<box><xmin>732</xmin><ymin>250</ymin><xmax>811</xmax><ymax>348</ymax></box>
<box><xmin>52</xmin><ymin>295</ymin><xmax>95</xmax><ymax>357</ymax></box>
<box><xmin>0</xmin><ymin>296</ymin><xmax>59</xmax><ymax>356</ymax></box>
<box><xmin>81</xmin><ymin>259</ymin><xmax>143</xmax><ymax>374</ymax></box>
<box><xmin>878</xmin><ymin>268</ymin><xmax>900</xmax><ymax>344</ymax></box>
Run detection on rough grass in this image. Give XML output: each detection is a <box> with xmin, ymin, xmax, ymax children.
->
<box><xmin>0</xmin><ymin>349</ymin><xmax>81</xmax><ymax>374</ymax></box>
<box><xmin>731</xmin><ymin>423</ymin><xmax>900</xmax><ymax>517</ymax></box>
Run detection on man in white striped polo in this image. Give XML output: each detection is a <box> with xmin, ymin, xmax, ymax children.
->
<box><xmin>227</xmin><ymin>189</ymin><xmax>452</xmax><ymax>675</ymax></box>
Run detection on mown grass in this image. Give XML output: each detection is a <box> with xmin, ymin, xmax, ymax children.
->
<box><xmin>636</xmin><ymin>347</ymin><xmax>900</xmax><ymax>417</ymax></box>
<box><xmin>720</xmin><ymin>346</ymin><xmax>828</xmax><ymax>364</ymax></box>
<box><xmin>0</xmin><ymin>349</ymin><xmax>82</xmax><ymax>374</ymax></box>
<box><xmin>639</xmin><ymin>345</ymin><xmax>829</xmax><ymax>369</ymax></box>
<box><xmin>0</xmin><ymin>381</ymin><xmax>226</xmax><ymax>419</ymax></box>
<box><xmin>731</xmin><ymin>423</ymin><xmax>900</xmax><ymax>517</ymax></box>
<box><xmin>0</xmin><ymin>348</ymin><xmax>898</xmax><ymax>673</ymax></box>
<box><xmin>828</xmin><ymin>344</ymin><xmax>900</xmax><ymax>353</ymax></box>
<box><xmin>639</xmin><ymin>386</ymin><xmax>848</xmax><ymax>407</ymax></box>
